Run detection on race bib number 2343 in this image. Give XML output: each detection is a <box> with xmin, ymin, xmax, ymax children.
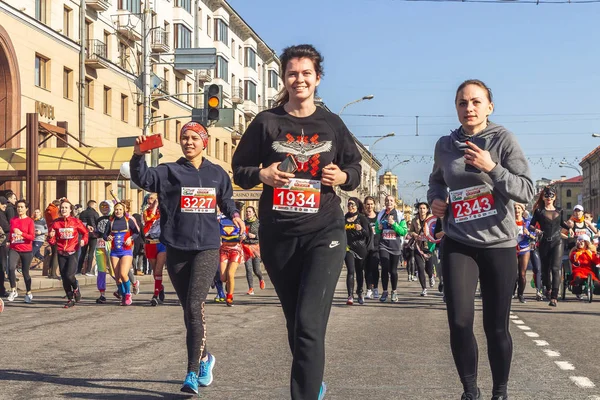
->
<box><xmin>450</xmin><ymin>184</ymin><xmax>497</xmax><ymax>223</ymax></box>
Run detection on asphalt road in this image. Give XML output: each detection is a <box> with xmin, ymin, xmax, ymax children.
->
<box><xmin>1</xmin><ymin>271</ymin><xmax>600</xmax><ymax>400</ymax></box>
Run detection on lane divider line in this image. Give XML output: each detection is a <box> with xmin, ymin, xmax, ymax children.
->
<box><xmin>512</xmin><ymin>320</ymin><xmax>525</xmax><ymax>324</ymax></box>
<box><xmin>524</xmin><ymin>332</ymin><xmax>540</xmax><ymax>337</ymax></box>
<box><xmin>517</xmin><ymin>325</ymin><xmax>531</xmax><ymax>330</ymax></box>
<box><xmin>569</xmin><ymin>377</ymin><xmax>596</xmax><ymax>388</ymax></box>
<box><xmin>533</xmin><ymin>340</ymin><xmax>549</xmax><ymax>346</ymax></box>
<box><xmin>543</xmin><ymin>349</ymin><xmax>561</xmax><ymax>357</ymax></box>
<box><xmin>555</xmin><ymin>361</ymin><xmax>576</xmax><ymax>371</ymax></box>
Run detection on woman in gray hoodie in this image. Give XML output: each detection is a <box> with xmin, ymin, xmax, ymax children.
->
<box><xmin>428</xmin><ymin>79</ymin><xmax>534</xmax><ymax>400</ymax></box>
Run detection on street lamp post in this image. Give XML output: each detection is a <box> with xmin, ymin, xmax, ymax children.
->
<box><xmin>559</xmin><ymin>161</ymin><xmax>582</xmax><ymax>175</ymax></box>
<box><xmin>339</xmin><ymin>95</ymin><xmax>375</xmax><ymax>115</ymax></box>
<box><xmin>368</xmin><ymin>133</ymin><xmax>395</xmax><ymax>197</ymax></box>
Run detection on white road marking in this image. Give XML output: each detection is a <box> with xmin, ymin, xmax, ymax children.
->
<box><xmin>517</xmin><ymin>325</ymin><xmax>531</xmax><ymax>330</ymax></box>
<box><xmin>534</xmin><ymin>340</ymin><xmax>549</xmax><ymax>346</ymax></box>
<box><xmin>569</xmin><ymin>377</ymin><xmax>595</xmax><ymax>388</ymax></box>
<box><xmin>512</xmin><ymin>319</ymin><xmax>525</xmax><ymax>324</ymax></box>
<box><xmin>525</xmin><ymin>332</ymin><xmax>539</xmax><ymax>337</ymax></box>
<box><xmin>587</xmin><ymin>395</ymin><xmax>600</xmax><ymax>399</ymax></box>
<box><xmin>556</xmin><ymin>361</ymin><xmax>575</xmax><ymax>371</ymax></box>
<box><xmin>543</xmin><ymin>349</ymin><xmax>561</xmax><ymax>357</ymax></box>
<box><xmin>509</xmin><ymin>314</ymin><xmax>518</xmax><ymax>319</ymax></box>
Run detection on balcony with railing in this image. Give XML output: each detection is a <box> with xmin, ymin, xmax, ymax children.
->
<box><xmin>85</xmin><ymin>39</ymin><xmax>109</xmax><ymax>69</ymax></box>
<box><xmin>86</xmin><ymin>0</ymin><xmax>111</xmax><ymax>11</ymax></box>
<box><xmin>231</xmin><ymin>86</ymin><xmax>243</xmax><ymax>104</ymax></box>
<box><xmin>197</xmin><ymin>70</ymin><xmax>212</xmax><ymax>83</ymax></box>
<box><xmin>231</xmin><ymin>123</ymin><xmax>245</xmax><ymax>141</ymax></box>
<box><xmin>151</xmin><ymin>28</ymin><xmax>170</xmax><ymax>53</ymax></box>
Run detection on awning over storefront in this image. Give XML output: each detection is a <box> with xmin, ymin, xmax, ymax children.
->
<box><xmin>0</xmin><ymin>147</ymin><xmax>134</xmax><ymax>181</ymax></box>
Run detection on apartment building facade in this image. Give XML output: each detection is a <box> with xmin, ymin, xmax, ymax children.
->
<box><xmin>0</xmin><ymin>0</ymin><xmax>281</xmax><ymax>210</ymax></box>
<box><xmin>581</xmin><ymin>146</ymin><xmax>600</xmax><ymax>219</ymax></box>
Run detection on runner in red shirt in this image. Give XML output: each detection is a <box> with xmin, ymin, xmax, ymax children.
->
<box><xmin>7</xmin><ymin>200</ymin><xmax>35</xmax><ymax>303</ymax></box>
<box><xmin>143</xmin><ymin>193</ymin><xmax>167</xmax><ymax>306</ymax></box>
<box><xmin>48</xmin><ymin>200</ymin><xmax>89</xmax><ymax>308</ymax></box>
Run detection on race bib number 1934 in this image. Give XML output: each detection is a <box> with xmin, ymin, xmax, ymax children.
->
<box><xmin>273</xmin><ymin>178</ymin><xmax>321</xmax><ymax>214</ymax></box>
<box><xmin>181</xmin><ymin>187</ymin><xmax>216</xmax><ymax>213</ymax></box>
<box><xmin>450</xmin><ymin>184</ymin><xmax>497</xmax><ymax>223</ymax></box>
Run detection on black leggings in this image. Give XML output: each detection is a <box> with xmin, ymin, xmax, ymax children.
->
<box><xmin>166</xmin><ymin>247</ymin><xmax>219</xmax><ymax>374</ymax></box>
<box><xmin>538</xmin><ymin>240</ymin><xmax>562</xmax><ymax>299</ymax></box>
<box><xmin>516</xmin><ymin>251</ymin><xmax>531</xmax><ymax>297</ymax></box>
<box><xmin>442</xmin><ymin>237</ymin><xmax>516</xmax><ymax>398</ymax></box>
<box><xmin>365</xmin><ymin>250</ymin><xmax>379</xmax><ymax>289</ymax></box>
<box><xmin>8</xmin><ymin>249</ymin><xmax>33</xmax><ymax>292</ymax></box>
<box><xmin>245</xmin><ymin>256</ymin><xmax>263</xmax><ymax>289</ymax></box>
<box><xmin>406</xmin><ymin>251</ymin><xmax>416</xmax><ymax>277</ymax></box>
<box><xmin>58</xmin><ymin>253</ymin><xmax>79</xmax><ymax>298</ymax></box>
<box><xmin>260</xmin><ymin>221</ymin><xmax>345</xmax><ymax>400</ymax></box>
<box><xmin>379</xmin><ymin>250</ymin><xmax>400</xmax><ymax>291</ymax></box>
<box><xmin>344</xmin><ymin>252</ymin><xmax>365</xmax><ymax>297</ymax></box>
<box><xmin>414</xmin><ymin>251</ymin><xmax>434</xmax><ymax>290</ymax></box>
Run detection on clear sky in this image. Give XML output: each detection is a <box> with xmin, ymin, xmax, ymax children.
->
<box><xmin>228</xmin><ymin>0</ymin><xmax>600</xmax><ymax>203</ymax></box>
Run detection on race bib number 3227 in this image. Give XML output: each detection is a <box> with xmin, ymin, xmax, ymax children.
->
<box><xmin>273</xmin><ymin>179</ymin><xmax>321</xmax><ymax>214</ymax></box>
<box><xmin>450</xmin><ymin>184</ymin><xmax>497</xmax><ymax>223</ymax></box>
<box><xmin>181</xmin><ymin>187</ymin><xmax>217</xmax><ymax>213</ymax></box>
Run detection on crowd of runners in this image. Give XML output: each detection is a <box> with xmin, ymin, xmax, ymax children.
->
<box><xmin>1</xmin><ymin>43</ymin><xmax>599</xmax><ymax>400</ymax></box>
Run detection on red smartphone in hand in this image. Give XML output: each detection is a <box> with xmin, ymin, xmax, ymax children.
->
<box><xmin>139</xmin><ymin>134</ymin><xmax>164</xmax><ymax>152</ymax></box>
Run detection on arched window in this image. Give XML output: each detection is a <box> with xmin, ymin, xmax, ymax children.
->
<box><xmin>566</xmin><ymin>189</ymin><xmax>572</xmax><ymax>197</ymax></box>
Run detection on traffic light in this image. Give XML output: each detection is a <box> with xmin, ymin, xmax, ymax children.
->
<box><xmin>204</xmin><ymin>84</ymin><xmax>222</xmax><ymax>121</ymax></box>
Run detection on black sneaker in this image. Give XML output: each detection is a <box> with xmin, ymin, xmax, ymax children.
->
<box><xmin>461</xmin><ymin>388</ymin><xmax>481</xmax><ymax>400</ymax></box>
<box><xmin>549</xmin><ymin>299</ymin><xmax>557</xmax><ymax>307</ymax></box>
<box><xmin>518</xmin><ymin>295</ymin><xmax>526</xmax><ymax>303</ymax></box>
<box><xmin>63</xmin><ymin>299</ymin><xmax>75</xmax><ymax>308</ymax></box>
<box><xmin>158</xmin><ymin>288</ymin><xmax>165</xmax><ymax>302</ymax></box>
<box><xmin>438</xmin><ymin>282</ymin><xmax>444</xmax><ymax>293</ymax></box>
<box><xmin>150</xmin><ymin>296</ymin><xmax>159</xmax><ymax>306</ymax></box>
<box><xmin>74</xmin><ymin>289</ymin><xmax>81</xmax><ymax>303</ymax></box>
<box><xmin>492</xmin><ymin>396</ymin><xmax>508</xmax><ymax>400</ymax></box>
<box><xmin>95</xmin><ymin>295</ymin><xmax>106</xmax><ymax>304</ymax></box>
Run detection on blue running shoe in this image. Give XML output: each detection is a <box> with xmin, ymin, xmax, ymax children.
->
<box><xmin>318</xmin><ymin>382</ymin><xmax>327</xmax><ymax>400</ymax></box>
<box><xmin>198</xmin><ymin>353</ymin><xmax>215</xmax><ymax>387</ymax></box>
<box><xmin>180</xmin><ymin>371</ymin><xmax>198</xmax><ymax>394</ymax></box>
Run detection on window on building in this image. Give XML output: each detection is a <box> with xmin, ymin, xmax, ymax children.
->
<box><xmin>244</xmin><ymin>48</ymin><xmax>257</xmax><ymax>70</ymax></box>
<box><xmin>224</xmin><ymin>142</ymin><xmax>229</xmax><ymax>163</ymax></box>
<box><xmin>175</xmin><ymin>120</ymin><xmax>181</xmax><ymax>144</ymax></box>
<box><xmin>163</xmin><ymin>68</ymin><xmax>170</xmax><ymax>93</ymax></box>
<box><xmin>63</xmin><ymin>68</ymin><xmax>73</xmax><ymax>100</ymax></box>
<box><xmin>35</xmin><ymin>0</ymin><xmax>48</xmax><ymax>24</ymax></box>
<box><xmin>85</xmin><ymin>20</ymin><xmax>93</xmax><ymax>41</ymax></box>
<box><xmin>63</xmin><ymin>7</ymin><xmax>72</xmax><ymax>37</ymax></box>
<box><xmin>174</xmin><ymin>24</ymin><xmax>192</xmax><ymax>49</ymax></box>
<box><xmin>257</xmin><ymin>63</ymin><xmax>261</xmax><ymax>80</ymax></box>
<box><xmin>35</xmin><ymin>54</ymin><xmax>50</xmax><ymax>89</ymax></box>
<box><xmin>187</xmin><ymin>82</ymin><xmax>192</xmax><ymax>105</ymax></box>
<box><xmin>117</xmin><ymin>0</ymin><xmax>141</xmax><ymax>13</ymax></box>
<box><xmin>119</xmin><ymin>41</ymin><xmax>129</xmax><ymax>70</ymax></box>
<box><xmin>175</xmin><ymin>0</ymin><xmax>191</xmax><ymax>13</ymax></box>
<box><xmin>103</xmin><ymin>31</ymin><xmax>111</xmax><ymax>60</ymax></box>
<box><xmin>85</xmin><ymin>78</ymin><xmax>94</xmax><ymax>108</ymax></box>
<box><xmin>567</xmin><ymin>189</ymin><xmax>572</xmax><ymax>197</ymax></box>
<box><xmin>567</xmin><ymin>202</ymin><xmax>572</xmax><ymax>210</ymax></box>
<box><xmin>231</xmin><ymin>40</ymin><xmax>235</xmax><ymax>57</ymax></box>
<box><xmin>121</xmin><ymin>94</ymin><xmax>128</xmax><ymax>122</ymax></box>
<box><xmin>244</xmin><ymin>80</ymin><xmax>257</xmax><ymax>103</ymax></box>
<box><xmin>214</xmin><ymin>19</ymin><xmax>228</xmax><ymax>44</ymax></box>
<box><xmin>206</xmin><ymin>17</ymin><xmax>212</xmax><ymax>37</ymax></box>
<box><xmin>268</xmin><ymin>70</ymin><xmax>279</xmax><ymax>88</ymax></box>
<box><xmin>136</xmin><ymin>103</ymin><xmax>143</xmax><ymax>128</ymax></box>
<box><xmin>150</xmin><ymin>110</ymin><xmax>157</xmax><ymax>133</ymax></box>
<box><xmin>103</xmin><ymin>86</ymin><xmax>112</xmax><ymax>115</ymax></box>
<box><xmin>216</xmin><ymin>56</ymin><xmax>228</xmax><ymax>83</ymax></box>
<box><xmin>117</xmin><ymin>180</ymin><xmax>126</xmax><ymax>202</ymax></box>
<box><xmin>163</xmin><ymin>115</ymin><xmax>170</xmax><ymax>140</ymax></box>
<box><xmin>215</xmin><ymin>138</ymin><xmax>220</xmax><ymax>160</ymax></box>
<box><xmin>175</xmin><ymin>76</ymin><xmax>183</xmax><ymax>101</ymax></box>
<box><xmin>238</xmin><ymin>46</ymin><xmax>242</xmax><ymax>64</ymax></box>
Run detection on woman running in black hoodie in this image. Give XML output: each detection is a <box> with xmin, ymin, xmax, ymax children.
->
<box><xmin>131</xmin><ymin>122</ymin><xmax>243</xmax><ymax>395</ymax></box>
<box><xmin>344</xmin><ymin>197</ymin><xmax>372</xmax><ymax>305</ymax></box>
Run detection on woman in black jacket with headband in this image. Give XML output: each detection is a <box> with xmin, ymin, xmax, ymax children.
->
<box><xmin>344</xmin><ymin>197</ymin><xmax>372</xmax><ymax>305</ymax></box>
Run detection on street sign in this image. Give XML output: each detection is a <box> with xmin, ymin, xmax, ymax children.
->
<box><xmin>191</xmin><ymin>108</ymin><xmax>234</xmax><ymax>127</ymax></box>
<box><xmin>174</xmin><ymin>48</ymin><xmax>217</xmax><ymax>70</ymax></box>
<box><xmin>133</xmin><ymin>73</ymin><xmax>162</xmax><ymax>91</ymax></box>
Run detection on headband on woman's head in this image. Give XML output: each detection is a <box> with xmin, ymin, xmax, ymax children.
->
<box><xmin>181</xmin><ymin>122</ymin><xmax>209</xmax><ymax>150</ymax></box>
